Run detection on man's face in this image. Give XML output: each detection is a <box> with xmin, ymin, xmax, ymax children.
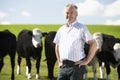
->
<box><xmin>65</xmin><ymin>6</ymin><xmax>78</xmax><ymax>24</ymax></box>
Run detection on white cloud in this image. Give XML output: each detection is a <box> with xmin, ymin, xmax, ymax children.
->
<box><xmin>76</xmin><ymin>0</ymin><xmax>104</xmax><ymax>16</ymax></box>
<box><xmin>0</xmin><ymin>21</ymin><xmax>11</xmax><ymax>25</ymax></box>
<box><xmin>21</xmin><ymin>11</ymin><xmax>31</xmax><ymax>17</ymax></box>
<box><xmin>104</xmin><ymin>19</ymin><xmax>120</xmax><ymax>25</ymax></box>
<box><xmin>0</xmin><ymin>12</ymin><xmax>9</xmax><ymax>19</ymax></box>
<box><xmin>76</xmin><ymin>0</ymin><xmax>120</xmax><ymax>17</ymax></box>
<box><xmin>104</xmin><ymin>0</ymin><xmax>120</xmax><ymax>17</ymax></box>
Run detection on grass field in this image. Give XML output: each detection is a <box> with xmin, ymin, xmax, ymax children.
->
<box><xmin>0</xmin><ymin>24</ymin><xmax>120</xmax><ymax>80</ymax></box>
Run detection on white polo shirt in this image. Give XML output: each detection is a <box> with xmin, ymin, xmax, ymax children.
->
<box><xmin>53</xmin><ymin>20</ymin><xmax>93</xmax><ymax>62</ymax></box>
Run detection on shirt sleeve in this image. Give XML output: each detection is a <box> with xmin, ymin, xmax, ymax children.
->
<box><xmin>82</xmin><ymin>25</ymin><xmax>93</xmax><ymax>43</ymax></box>
<box><xmin>53</xmin><ymin>29</ymin><xmax>60</xmax><ymax>45</ymax></box>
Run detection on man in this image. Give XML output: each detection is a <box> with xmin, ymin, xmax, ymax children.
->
<box><xmin>53</xmin><ymin>4</ymin><xmax>97</xmax><ymax>80</ymax></box>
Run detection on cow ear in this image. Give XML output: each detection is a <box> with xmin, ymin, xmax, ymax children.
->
<box><xmin>42</xmin><ymin>32</ymin><xmax>48</xmax><ymax>37</ymax></box>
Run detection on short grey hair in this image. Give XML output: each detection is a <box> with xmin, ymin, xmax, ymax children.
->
<box><xmin>66</xmin><ymin>4</ymin><xmax>78</xmax><ymax>10</ymax></box>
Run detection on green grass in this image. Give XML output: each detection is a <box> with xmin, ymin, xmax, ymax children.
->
<box><xmin>88</xmin><ymin>25</ymin><xmax>120</xmax><ymax>38</ymax></box>
<box><xmin>0</xmin><ymin>24</ymin><xmax>120</xmax><ymax>80</ymax></box>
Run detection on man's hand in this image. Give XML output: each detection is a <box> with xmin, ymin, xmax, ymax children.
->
<box><xmin>58</xmin><ymin>62</ymin><xmax>63</xmax><ymax>68</ymax></box>
<box><xmin>75</xmin><ymin>59</ymin><xmax>88</xmax><ymax>67</ymax></box>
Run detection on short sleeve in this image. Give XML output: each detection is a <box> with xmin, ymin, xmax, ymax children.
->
<box><xmin>53</xmin><ymin>30</ymin><xmax>60</xmax><ymax>45</ymax></box>
<box><xmin>82</xmin><ymin>25</ymin><xmax>93</xmax><ymax>43</ymax></box>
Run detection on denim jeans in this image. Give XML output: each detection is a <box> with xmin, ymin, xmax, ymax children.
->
<box><xmin>57</xmin><ymin>60</ymin><xmax>86</xmax><ymax>80</ymax></box>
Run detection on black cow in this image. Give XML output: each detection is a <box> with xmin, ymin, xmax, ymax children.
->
<box><xmin>16</xmin><ymin>28</ymin><xmax>44</xmax><ymax>79</ymax></box>
<box><xmin>0</xmin><ymin>30</ymin><xmax>16</xmax><ymax>80</ymax></box>
<box><xmin>44</xmin><ymin>31</ymin><xmax>56</xmax><ymax>79</ymax></box>
<box><xmin>93</xmin><ymin>32</ymin><xmax>120</xmax><ymax>80</ymax></box>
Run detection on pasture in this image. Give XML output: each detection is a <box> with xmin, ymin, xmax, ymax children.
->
<box><xmin>0</xmin><ymin>24</ymin><xmax>120</xmax><ymax>80</ymax></box>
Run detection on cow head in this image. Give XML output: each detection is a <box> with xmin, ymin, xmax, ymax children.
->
<box><xmin>32</xmin><ymin>28</ymin><xmax>42</xmax><ymax>48</ymax></box>
<box><xmin>113</xmin><ymin>43</ymin><xmax>120</xmax><ymax>62</ymax></box>
<box><xmin>93</xmin><ymin>32</ymin><xmax>103</xmax><ymax>52</ymax></box>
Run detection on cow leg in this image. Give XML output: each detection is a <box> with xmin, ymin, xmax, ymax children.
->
<box><xmin>36</xmin><ymin>58</ymin><xmax>40</xmax><ymax>79</ymax></box>
<box><xmin>26</xmin><ymin>58</ymin><xmax>32</xmax><ymax>79</ymax></box>
<box><xmin>99</xmin><ymin>62</ymin><xmax>105</xmax><ymax>79</ymax></box>
<box><xmin>47</xmin><ymin>59</ymin><xmax>56</xmax><ymax>79</ymax></box>
<box><xmin>84</xmin><ymin>60</ymin><xmax>97</xmax><ymax>80</ymax></box>
<box><xmin>10</xmin><ymin>54</ymin><xmax>15</xmax><ymax>80</ymax></box>
<box><xmin>92</xmin><ymin>62</ymin><xmax>98</xmax><ymax>80</ymax></box>
<box><xmin>0</xmin><ymin>58</ymin><xmax>4</xmax><ymax>72</ymax></box>
<box><xmin>17</xmin><ymin>55</ymin><xmax>22</xmax><ymax>75</ymax></box>
<box><xmin>105</xmin><ymin>63</ymin><xmax>110</xmax><ymax>80</ymax></box>
<box><xmin>117</xmin><ymin>64</ymin><xmax>120</xmax><ymax>80</ymax></box>
<box><xmin>84</xmin><ymin>66</ymin><xmax>88</xmax><ymax>80</ymax></box>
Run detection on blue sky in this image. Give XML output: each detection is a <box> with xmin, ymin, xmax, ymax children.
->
<box><xmin>0</xmin><ymin>0</ymin><xmax>120</xmax><ymax>25</ymax></box>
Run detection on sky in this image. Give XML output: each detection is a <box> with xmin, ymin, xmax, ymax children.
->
<box><xmin>0</xmin><ymin>0</ymin><xmax>120</xmax><ymax>25</ymax></box>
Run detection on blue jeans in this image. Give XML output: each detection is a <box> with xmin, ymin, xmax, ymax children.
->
<box><xmin>57</xmin><ymin>60</ymin><xmax>86</xmax><ymax>80</ymax></box>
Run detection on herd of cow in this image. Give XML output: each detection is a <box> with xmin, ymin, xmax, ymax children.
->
<box><xmin>0</xmin><ymin>28</ymin><xmax>120</xmax><ymax>80</ymax></box>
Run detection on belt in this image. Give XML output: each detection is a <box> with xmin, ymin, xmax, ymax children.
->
<box><xmin>62</xmin><ymin>58</ymin><xmax>85</xmax><ymax>67</ymax></box>
<box><xmin>63</xmin><ymin>60</ymin><xmax>75</xmax><ymax>65</ymax></box>
<box><xmin>62</xmin><ymin>60</ymin><xmax>78</xmax><ymax>67</ymax></box>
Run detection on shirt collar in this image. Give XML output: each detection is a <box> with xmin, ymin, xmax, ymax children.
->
<box><xmin>66</xmin><ymin>20</ymin><xmax>77</xmax><ymax>27</ymax></box>
<box><xmin>71</xmin><ymin>20</ymin><xmax>77</xmax><ymax>26</ymax></box>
